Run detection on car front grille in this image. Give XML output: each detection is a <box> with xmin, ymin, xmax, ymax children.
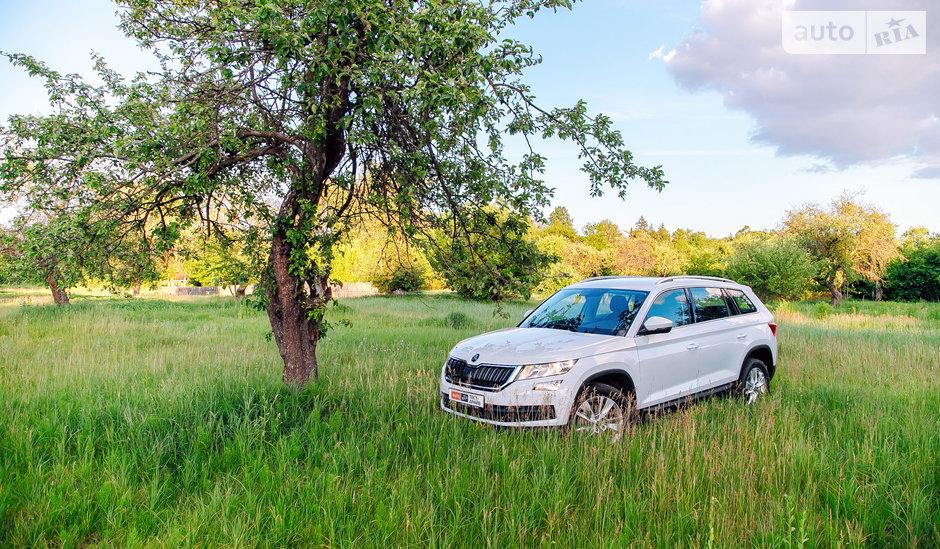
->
<box><xmin>441</xmin><ymin>393</ymin><xmax>557</xmax><ymax>422</ymax></box>
<box><xmin>444</xmin><ymin>357</ymin><xmax>517</xmax><ymax>391</ymax></box>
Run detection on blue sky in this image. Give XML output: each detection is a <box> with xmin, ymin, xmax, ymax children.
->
<box><xmin>1</xmin><ymin>0</ymin><xmax>937</xmax><ymax>236</ymax></box>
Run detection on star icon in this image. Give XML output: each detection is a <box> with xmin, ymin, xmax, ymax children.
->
<box><xmin>886</xmin><ymin>18</ymin><xmax>905</xmax><ymax>28</ymax></box>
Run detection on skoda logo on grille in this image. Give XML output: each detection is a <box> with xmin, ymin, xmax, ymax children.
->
<box><xmin>471</xmin><ymin>353</ymin><xmax>480</xmax><ymax>363</ymax></box>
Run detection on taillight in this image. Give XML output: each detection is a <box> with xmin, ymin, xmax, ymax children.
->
<box><xmin>768</xmin><ymin>322</ymin><xmax>777</xmax><ymax>336</ymax></box>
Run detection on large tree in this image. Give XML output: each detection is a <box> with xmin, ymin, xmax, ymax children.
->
<box><xmin>2</xmin><ymin>0</ymin><xmax>666</xmax><ymax>386</ymax></box>
<box><xmin>783</xmin><ymin>193</ymin><xmax>898</xmax><ymax>306</ymax></box>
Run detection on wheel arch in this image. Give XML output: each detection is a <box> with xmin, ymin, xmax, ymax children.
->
<box><xmin>743</xmin><ymin>345</ymin><xmax>775</xmax><ymax>379</ymax></box>
<box><xmin>580</xmin><ymin>369</ymin><xmax>636</xmax><ymax>397</ymax></box>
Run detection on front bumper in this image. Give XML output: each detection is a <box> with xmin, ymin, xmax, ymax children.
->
<box><xmin>439</xmin><ymin>374</ymin><xmax>577</xmax><ymax>427</ymax></box>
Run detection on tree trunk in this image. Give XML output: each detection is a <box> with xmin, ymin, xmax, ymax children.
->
<box><xmin>826</xmin><ymin>281</ymin><xmax>843</xmax><ymax>307</ymax></box>
<box><xmin>132</xmin><ymin>280</ymin><xmax>142</xmax><ymax>297</ymax></box>
<box><xmin>265</xmin><ymin>231</ymin><xmax>331</xmax><ymax>387</ymax></box>
<box><xmin>46</xmin><ymin>275</ymin><xmax>70</xmax><ymax>306</ymax></box>
<box><xmin>262</xmin><ymin>77</ymin><xmax>346</xmax><ymax>386</ymax></box>
<box><xmin>234</xmin><ymin>284</ymin><xmax>246</xmax><ymax>300</ymax></box>
<box><xmin>873</xmin><ymin>281</ymin><xmax>883</xmax><ymax>302</ymax></box>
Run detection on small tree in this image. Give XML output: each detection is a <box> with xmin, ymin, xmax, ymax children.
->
<box><xmin>0</xmin><ymin>214</ymin><xmax>89</xmax><ymax>305</ymax></box>
<box><xmin>783</xmin><ymin>193</ymin><xmax>899</xmax><ymax>306</ymax></box>
<box><xmin>186</xmin><ymin>237</ymin><xmax>261</xmax><ymax>298</ymax></box>
<box><xmin>533</xmin><ymin>232</ymin><xmax>607</xmax><ymax>294</ymax></box>
<box><xmin>672</xmin><ymin>228</ymin><xmax>729</xmax><ymax>277</ymax></box>
<box><xmin>3</xmin><ymin>101</ymin><xmax>216</xmax><ymax>302</ymax></box>
<box><xmin>614</xmin><ymin>228</ymin><xmax>684</xmax><ymax>277</ymax></box>
<box><xmin>583</xmin><ymin>219</ymin><xmax>624</xmax><ymax>252</ymax></box>
<box><xmin>725</xmin><ymin>238</ymin><xmax>815</xmax><ymax>302</ymax></box>
<box><xmin>883</xmin><ymin>229</ymin><xmax>940</xmax><ymax>302</ymax></box>
<box><xmin>89</xmin><ymin>222</ymin><xmax>165</xmax><ymax>297</ymax></box>
<box><xmin>544</xmin><ymin>206</ymin><xmax>578</xmax><ymax>240</ymax></box>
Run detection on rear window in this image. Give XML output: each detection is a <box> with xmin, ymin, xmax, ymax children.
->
<box><xmin>689</xmin><ymin>287</ymin><xmax>731</xmax><ymax>322</ymax></box>
<box><xmin>727</xmin><ymin>289</ymin><xmax>758</xmax><ymax>314</ymax></box>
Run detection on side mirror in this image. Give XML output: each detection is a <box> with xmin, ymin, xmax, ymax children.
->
<box><xmin>522</xmin><ymin>309</ymin><xmax>534</xmax><ymax>320</ymax></box>
<box><xmin>639</xmin><ymin>316</ymin><xmax>674</xmax><ymax>335</ymax></box>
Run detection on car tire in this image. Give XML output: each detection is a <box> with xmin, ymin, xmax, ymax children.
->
<box><xmin>569</xmin><ymin>382</ymin><xmax>636</xmax><ymax>443</ymax></box>
<box><xmin>737</xmin><ymin>358</ymin><xmax>770</xmax><ymax>405</ymax></box>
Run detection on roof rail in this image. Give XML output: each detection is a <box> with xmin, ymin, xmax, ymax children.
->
<box><xmin>580</xmin><ymin>275</ymin><xmax>649</xmax><ymax>282</ymax></box>
<box><xmin>656</xmin><ymin>275</ymin><xmax>736</xmax><ymax>285</ymax></box>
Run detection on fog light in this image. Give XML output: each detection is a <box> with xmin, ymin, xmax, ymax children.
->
<box><xmin>533</xmin><ymin>380</ymin><xmax>562</xmax><ymax>391</ymax></box>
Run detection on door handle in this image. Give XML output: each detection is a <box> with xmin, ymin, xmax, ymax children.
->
<box><xmin>686</xmin><ymin>343</ymin><xmax>699</xmax><ymax>350</ymax></box>
<box><xmin>736</xmin><ymin>334</ymin><xmax>747</xmax><ymax>340</ymax></box>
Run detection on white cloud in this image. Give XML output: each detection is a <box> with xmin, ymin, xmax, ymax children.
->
<box><xmin>912</xmin><ymin>165</ymin><xmax>940</xmax><ymax>179</ymax></box>
<box><xmin>648</xmin><ymin>46</ymin><xmax>666</xmax><ymax>61</ymax></box>
<box><xmin>802</xmin><ymin>163</ymin><xmax>834</xmax><ymax>174</ymax></box>
<box><xmin>665</xmin><ymin>0</ymin><xmax>940</xmax><ymax>175</ymax></box>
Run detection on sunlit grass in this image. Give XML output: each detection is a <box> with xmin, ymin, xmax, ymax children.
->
<box><xmin>0</xmin><ymin>292</ymin><xmax>937</xmax><ymax>547</ymax></box>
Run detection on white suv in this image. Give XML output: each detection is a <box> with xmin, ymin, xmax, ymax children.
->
<box><xmin>439</xmin><ymin>276</ymin><xmax>777</xmax><ymax>441</ymax></box>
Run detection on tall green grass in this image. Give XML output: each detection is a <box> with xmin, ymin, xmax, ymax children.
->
<box><xmin>0</xmin><ymin>293</ymin><xmax>937</xmax><ymax>547</ymax></box>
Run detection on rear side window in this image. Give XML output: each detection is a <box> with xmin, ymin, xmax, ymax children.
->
<box><xmin>645</xmin><ymin>289</ymin><xmax>693</xmax><ymax>327</ymax></box>
<box><xmin>690</xmin><ymin>287</ymin><xmax>731</xmax><ymax>322</ymax></box>
<box><xmin>727</xmin><ymin>289</ymin><xmax>757</xmax><ymax>314</ymax></box>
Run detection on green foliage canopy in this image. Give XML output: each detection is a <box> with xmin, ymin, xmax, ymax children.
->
<box><xmin>2</xmin><ymin>0</ymin><xmax>667</xmax><ymax>384</ymax></box>
<box><xmin>783</xmin><ymin>193</ymin><xmax>899</xmax><ymax>306</ymax></box>
<box><xmin>725</xmin><ymin>238</ymin><xmax>816</xmax><ymax>302</ymax></box>
<box><xmin>883</xmin><ymin>229</ymin><xmax>940</xmax><ymax>302</ymax></box>
<box><xmin>429</xmin><ymin>210</ymin><xmax>553</xmax><ymax>301</ymax></box>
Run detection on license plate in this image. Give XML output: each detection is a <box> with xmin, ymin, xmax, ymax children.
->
<box><xmin>449</xmin><ymin>389</ymin><xmax>484</xmax><ymax>408</ymax></box>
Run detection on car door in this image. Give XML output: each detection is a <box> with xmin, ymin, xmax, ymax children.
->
<box><xmin>722</xmin><ymin>288</ymin><xmax>767</xmax><ymax>376</ymax></box>
<box><xmin>686</xmin><ymin>286</ymin><xmax>740</xmax><ymax>389</ymax></box>
<box><xmin>634</xmin><ymin>288</ymin><xmax>700</xmax><ymax>408</ymax></box>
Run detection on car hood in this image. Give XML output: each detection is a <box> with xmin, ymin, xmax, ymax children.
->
<box><xmin>451</xmin><ymin>327</ymin><xmax>633</xmax><ymax>365</ymax></box>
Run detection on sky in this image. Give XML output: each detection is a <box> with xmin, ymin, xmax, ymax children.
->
<box><xmin>0</xmin><ymin>0</ymin><xmax>937</xmax><ymax>237</ymax></box>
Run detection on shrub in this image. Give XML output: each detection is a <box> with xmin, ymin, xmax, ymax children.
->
<box><xmin>443</xmin><ymin>311</ymin><xmax>472</xmax><ymax>329</ymax></box>
<box><xmin>372</xmin><ymin>264</ymin><xmax>426</xmax><ymax>294</ymax></box>
<box><xmin>533</xmin><ymin>234</ymin><xmax>607</xmax><ymax>294</ymax></box>
<box><xmin>725</xmin><ymin>239</ymin><xmax>816</xmax><ymax>302</ymax></box>
<box><xmin>882</xmin><ymin>241</ymin><xmax>940</xmax><ymax>302</ymax></box>
<box><xmin>812</xmin><ymin>302</ymin><xmax>834</xmax><ymax>319</ymax></box>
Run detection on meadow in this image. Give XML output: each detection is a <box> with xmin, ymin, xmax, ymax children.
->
<box><xmin>0</xmin><ymin>289</ymin><xmax>937</xmax><ymax>547</ymax></box>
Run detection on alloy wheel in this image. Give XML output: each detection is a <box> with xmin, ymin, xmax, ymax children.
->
<box><xmin>744</xmin><ymin>367</ymin><xmax>767</xmax><ymax>404</ymax></box>
<box><xmin>573</xmin><ymin>395</ymin><xmax>625</xmax><ymax>442</ymax></box>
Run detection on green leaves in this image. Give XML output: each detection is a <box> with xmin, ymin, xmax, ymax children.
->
<box><xmin>4</xmin><ymin>0</ymin><xmax>669</xmax><ymax>378</ymax></box>
<box><xmin>783</xmin><ymin>193</ymin><xmax>899</xmax><ymax>302</ymax></box>
<box><xmin>428</xmin><ymin>208</ymin><xmax>554</xmax><ymax>301</ymax></box>
<box><xmin>726</xmin><ymin>239</ymin><xmax>816</xmax><ymax>302</ymax></box>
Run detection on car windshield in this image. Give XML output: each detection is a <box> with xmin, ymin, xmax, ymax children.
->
<box><xmin>521</xmin><ymin>288</ymin><xmax>649</xmax><ymax>336</ymax></box>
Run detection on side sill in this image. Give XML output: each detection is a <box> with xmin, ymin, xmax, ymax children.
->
<box><xmin>640</xmin><ymin>382</ymin><xmax>737</xmax><ymax>414</ymax></box>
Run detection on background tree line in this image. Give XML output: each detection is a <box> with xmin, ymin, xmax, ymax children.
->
<box><xmin>5</xmin><ymin>190</ymin><xmax>935</xmax><ymax>308</ymax></box>
<box><xmin>331</xmin><ymin>192</ymin><xmax>936</xmax><ymax>306</ymax></box>
<box><xmin>325</xmin><ymin>192</ymin><xmax>937</xmax><ymax>307</ymax></box>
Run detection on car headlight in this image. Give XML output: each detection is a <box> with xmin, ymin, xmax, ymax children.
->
<box><xmin>517</xmin><ymin>359</ymin><xmax>577</xmax><ymax>380</ymax></box>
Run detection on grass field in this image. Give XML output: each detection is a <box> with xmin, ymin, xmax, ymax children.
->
<box><xmin>0</xmin><ymin>291</ymin><xmax>937</xmax><ymax>547</ymax></box>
